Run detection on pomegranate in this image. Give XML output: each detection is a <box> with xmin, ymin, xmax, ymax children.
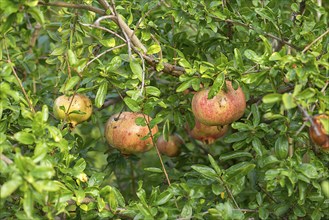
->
<box><xmin>53</xmin><ymin>94</ymin><xmax>92</xmax><ymax>127</ymax></box>
<box><xmin>186</xmin><ymin>118</ymin><xmax>229</xmax><ymax>144</ymax></box>
<box><xmin>309</xmin><ymin>114</ymin><xmax>329</xmax><ymax>151</ymax></box>
<box><xmin>191</xmin><ymin>81</ymin><xmax>246</xmax><ymax>126</ymax></box>
<box><xmin>156</xmin><ymin>134</ymin><xmax>183</xmax><ymax>157</ymax></box>
<box><xmin>104</xmin><ymin>112</ymin><xmax>158</xmax><ymax>154</ymax></box>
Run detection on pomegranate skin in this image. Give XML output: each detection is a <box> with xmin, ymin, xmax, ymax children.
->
<box><xmin>309</xmin><ymin>114</ymin><xmax>329</xmax><ymax>151</ymax></box>
<box><xmin>105</xmin><ymin>112</ymin><xmax>158</xmax><ymax>154</ymax></box>
<box><xmin>191</xmin><ymin>81</ymin><xmax>246</xmax><ymax>126</ymax></box>
<box><xmin>187</xmin><ymin>119</ymin><xmax>229</xmax><ymax>144</ymax></box>
<box><xmin>156</xmin><ymin>134</ymin><xmax>183</xmax><ymax>157</ymax></box>
<box><xmin>53</xmin><ymin>94</ymin><xmax>92</xmax><ymax>127</ymax></box>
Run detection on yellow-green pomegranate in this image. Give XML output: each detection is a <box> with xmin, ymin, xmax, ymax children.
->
<box><xmin>53</xmin><ymin>94</ymin><xmax>92</xmax><ymax>127</ymax></box>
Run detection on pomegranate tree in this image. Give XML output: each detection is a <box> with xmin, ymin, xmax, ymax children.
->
<box><xmin>309</xmin><ymin>114</ymin><xmax>329</xmax><ymax>151</ymax></box>
<box><xmin>186</xmin><ymin>118</ymin><xmax>229</xmax><ymax>144</ymax></box>
<box><xmin>156</xmin><ymin>134</ymin><xmax>183</xmax><ymax>157</ymax></box>
<box><xmin>104</xmin><ymin>112</ymin><xmax>158</xmax><ymax>154</ymax></box>
<box><xmin>53</xmin><ymin>94</ymin><xmax>92</xmax><ymax>127</ymax></box>
<box><xmin>191</xmin><ymin>81</ymin><xmax>246</xmax><ymax>126</ymax></box>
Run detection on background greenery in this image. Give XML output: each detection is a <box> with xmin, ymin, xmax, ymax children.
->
<box><xmin>0</xmin><ymin>0</ymin><xmax>328</xmax><ymax>219</ymax></box>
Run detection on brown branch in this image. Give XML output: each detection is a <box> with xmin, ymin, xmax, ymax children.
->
<box><xmin>1</xmin><ymin>154</ymin><xmax>13</xmax><ymax>164</ymax></box>
<box><xmin>302</xmin><ymin>28</ymin><xmax>329</xmax><ymax>53</ymax></box>
<box><xmin>38</xmin><ymin>1</ymin><xmax>105</xmax><ymax>15</ymax></box>
<box><xmin>39</xmin><ymin>0</ymin><xmax>185</xmax><ymax>76</ymax></box>
<box><xmin>4</xmin><ymin>41</ymin><xmax>36</xmax><ymax>114</ymax></box>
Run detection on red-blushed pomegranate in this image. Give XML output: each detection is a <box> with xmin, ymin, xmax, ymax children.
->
<box><xmin>309</xmin><ymin>114</ymin><xmax>329</xmax><ymax>151</ymax></box>
<box><xmin>53</xmin><ymin>94</ymin><xmax>92</xmax><ymax>127</ymax></box>
<box><xmin>191</xmin><ymin>81</ymin><xmax>246</xmax><ymax>126</ymax></box>
<box><xmin>156</xmin><ymin>134</ymin><xmax>183</xmax><ymax>157</ymax></box>
<box><xmin>186</xmin><ymin>118</ymin><xmax>229</xmax><ymax>144</ymax></box>
<box><xmin>105</xmin><ymin>112</ymin><xmax>158</xmax><ymax>154</ymax></box>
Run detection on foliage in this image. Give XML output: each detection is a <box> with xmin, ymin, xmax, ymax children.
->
<box><xmin>0</xmin><ymin>0</ymin><xmax>329</xmax><ymax>219</ymax></box>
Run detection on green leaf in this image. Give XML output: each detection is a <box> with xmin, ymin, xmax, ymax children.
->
<box><xmin>14</xmin><ymin>131</ymin><xmax>35</xmax><ymax>145</ymax></box>
<box><xmin>60</xmin><ymin>76</ymin><xmax>80</xmax><ymax>93</ymax></box>
<box><xmin>269</xmin><ymin>52</ymin><xmax>282</xmax><ymax>61</ymax></box>
<box><xmin>208</xmin><ymin>154</ymin><xmax>222</xmax><ymax>175</ymax></box>
<box><xmin>259</xmin><ymin>35</ymin><xmax>272</xmax><ymax>56</ymax></box>
<box><xmin>147</xmin><ymin>45</ymin><xmax>161</xmax><ymax>55</ymax></box>
<box><xmin>208</xmin><ymin>72</ymin><xmax>225</xmax><ymax>99</ymax></box>
<box><xmin>74</xmin><ymin>158</ymin><xmax>86</xmax><ymax>172</ymax></box>
<box><xmin>181</xmin><ymin>204</ymin><xmax>193</xmax><ymax>219</ymax></box>
<box><xmin>144</xmin><ymin>167</ymin><xmax>163</xmax><ymax>173</ymax></box>
<box><xmin>130</xmin><ymin>60</ymin><xmax>143</xmax><ymax>81</ymax></box>
<box><xmin>47</xmin><ymin>126</ymin><xmax>62</xmax><ymax>142</ymax></box>
<box><xmin>41</xmin><ymin>105</ymin><xmax>49</xmax><ymax>122</ymax></box>
<box><xmin>124</xmin><ymin>97</ymin><xmax>141</xmax><ymax>112</ymax></box>
<box><xmin>224</xmin><ymin>162</ymin><xmax>255</xmax><ymax>181</ymax></box>
<box><xmin>0</xmin><ymin>176</ymin><xmax>22</xmax><ymax>198</ymax></box>
<box><xmin>155</xmin><ymin>191</ymin><xmax>173</xmax><ymax>205</ymax></box>
<box><xmin>224</xmin><ymin>132</ymin><xmax>249</xmax><ymax>143</ymax></box>
<box><xmin>67</xmin><ymin>49</ymin><xmax>77</xmax><ymax>65</ymax></box>
<box><xmin>251</xmin><ymin>104</ymin><xmax>260</xmax><ymax>126</ymax></box>
<box><xmin>50</xmin><ymin>46</ymin><xmax>66</xmax><ymax>56</ymax></box>
<box><xmin>95</xmin><ymin>81</ymin><xmax>108</xmax><ymax>108</ymax></box>
<box><xmin>176</xmin><ymin>78</ymin><xmax>198</xmax><ymax>92</ymax></box>
<box><xmin>282</xmin><ymin>93</ymin><xmax>297</xmax><ymax>109</ymax></box>
<box><xmin>295</xmin><ymin>88</ymin><xmax>316</xmax><ymax>100</ymax></box>
<box><xmin>234</xmin><ymin>48</ymin><xmax>244</xmax><ymax>70</ymax></box>
<box><xmin>23</xmin><ymin>190</ymin><xmax>33</xmax><ymax>218</ymax></box>
<box><xmin>145</xmin><ymin>86</ymin><xmax>161</xmax><ymax>97</ymax></box>
<box><xmin>244</xmin><ymin>49</ymin><xmax>262</xmax><ymax>63</ymax></box>
<box><xmin>219</xmin><ymin>151</ymin><xmax>252</xmax><ymax>161</ymax></box>
<box><xmin>252</xmin><ymin>138</ymin><xmax>264</xmax><ymax>157</ymax></box>
<box><xmin>31</xmin><ymin>166</ymin><xmax>55</xmax><ymax>179</ymax></box>
<box><xmin>274</xmin><ymin>136</ymin><xmax>289</xmax><ymax>160</ymax></box>
<box><xmin>297</xmin><ymin>164</ymin><xmax>318</xmax><ymax>179</ymax></box>
<box><xmin>191</xmin><ymin>165</ymin><xmax>218</xmax><ymax>180</ymax></box>
<box><xmin>262</xmin><ymin>93</ymin><xmax>282</xmax><ymax>103</ymax></box>
<box><xmin>28</xmin><ymin>7</ymin><xmax>44</xmax><ymax>24</ymax></box>
<box><xmin>99</xmin><ymin>38</ymin><xmax>116</xmax><ymax>48</ymax></box>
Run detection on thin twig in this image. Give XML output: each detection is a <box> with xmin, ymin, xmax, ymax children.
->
<box><xmin>80</xmin><ymin>23</ymin><xmax>126</xmax><ymax>43</ymax></box>
<box><xmin>83</xmin><ymin>44</ymin><xmax>126</xmax><ymax>71</ymax></box>
<box><xmin>302</xmin><ymin>28</ymin><xmax>329</xmax><ymax>53</ymax></box>
<box><xmin>109</xmin><ymin>0</ymin><xmax>132</xmax><ymax>59</ymax></box>
<box><xmin>143</xmin><ymin>114</ymin><xmax>171</xmax><ymax>185</ymax></box>
<box><xmin>1</xmin><ymin>154</ymin><xmax>13</xmax><ymax>164</ymax></box>
<box><xmin>219</xmin><ymin>176</ymin><xmax>240</xmax><ymax>209</ymax></box>
<box><xmin>4</xmin><ymin>40</ymin><xmax>36</xmax><ymax>114</ymax></box>
<box><xmin>94</xmin><ymin>15</ymin><xmax>117</xmax><ymax>26</ymax></box>
<box><xmin>38</xmin><ymin>1</ymin><xmax>105</xmax><ymax>15</ymax></box>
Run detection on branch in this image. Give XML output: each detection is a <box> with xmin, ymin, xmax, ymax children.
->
<box><xmin>4</xmin><ymin>40</ymin><xmax>36</xmax><ymax>114</ymax></box>
<box><xmin>38</xmin><ymin>1</ymin><xmax>105</xmax><ymax>15</ymax></box>
<box><xmin>302</xmin><ymin>28</ymin><xmax>329</xmax><ymax>53</ymax></box>
<box><xmin>1</xmin><ymin>154</ymin><xmax>13</xmax><ymax>164</ymax></box>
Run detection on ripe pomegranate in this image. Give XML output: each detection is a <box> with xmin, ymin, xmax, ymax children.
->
<box><xmin>191</xmin><ymin>81</ymin><xmax>246</xmax><ymax>126</ymax></box>
<box><xmin>309</xmin><ymin>114</ymin><xmax>329</xmax><ymax>151</ymax></box>
<box><xmin>53</xmin><ymin>94</ymin><xmax>92</xmax><ymax>127</ymax></box>
<box><xmin>156</xmin><ymin>134</ymin><xmax>183</xmax><ymax>157</ymax></box>
<box><xmin>104</xmin><ymin>112</ymin><xmax>158</xmax><ymax>154</ymax></box>
<box><xmin>186</xmin><ymin>118</ymin><xmax>229</xmax><ymax>144</ymax></box>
